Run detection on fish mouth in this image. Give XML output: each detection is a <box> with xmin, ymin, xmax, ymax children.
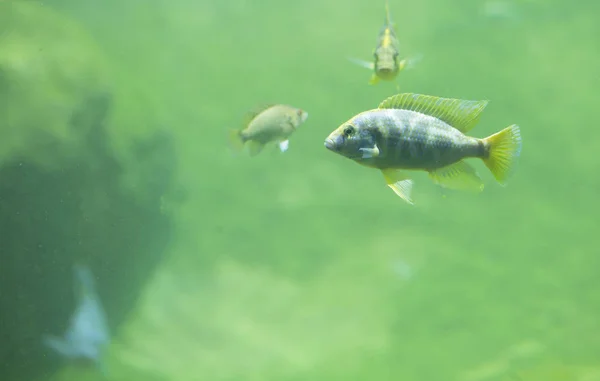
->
<box><xmin>377</xmin><ymin>67</ymin><xmax>397</xmax><ymax>79</ymax></box>
<box><xmin>324</xmin><ymin>138</ymin><xmax>336</xmax><ymax>151</ymax></box>
<box><xmin>300</xmin><ymin>111</ymin><xmax>308</xmax><ymax>123</ymax></box>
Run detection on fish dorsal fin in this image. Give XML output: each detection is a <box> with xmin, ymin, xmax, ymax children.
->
<box><xmin>242</xmin><ymin>104</ymin><xmax>276</xmax><ymax>128</ymax></box>
<box><xmin>384</xmin><ymin>0</ymin><xmax>394</xmax><ymax>28</ymax></box>
<box><xmin>378</xmin><ymin>93</ymin><xmax>489</xmax><ymax>133</ymax></box>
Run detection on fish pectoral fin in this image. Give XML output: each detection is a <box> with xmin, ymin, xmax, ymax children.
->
<box><xmin>404</xmin><ymin>53</ymin><xmax>424</xmax><ymax>70</ymax></box>
<box><xmin>369</xmin><ymin>74</ymin><xmax>380</xmax><ymax>85</ymax></box>
<box><xmin>278</xmin><ymin>139</ymin><xmax>289</xmax><ymax>152</ymax></box>
<box><xmin>382</xmin><ymin>169</ymin><xmax>414</xmax><ymax>205</ymax></box>
<box><xmin>247</xmin><ymin>141</ymin><xmax>265</xmax><ymax>157</ymax></box>
<box><xmin>428</xmin><ymin>161</ymin><xmax>484</xmax><ymax>192</ymax></box>
<box><xmin>398</xmin><ymin>59</ymin><xmax>408</xmax><ymax>71</ymax></box>
<box><xmin>359</xmin><ymin>144</ymin><xmax>380</xmax><ymax>159</ymax></box>
<box><xmin>347</xmin><ymin>57</ymin><xmax>375</xmax><ymax>70</ymax></box>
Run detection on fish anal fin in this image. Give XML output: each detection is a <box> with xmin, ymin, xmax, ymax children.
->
<box><xmin>382</xmin><ymin>169</ymin><xmax>414</xmax><ymax>205</ymax></box>
<box><xmin>247</xmin><ymin>141</ymin><xmax>265</xmax><ymax>157</ymax></box>
<box><xmin>428</xmin><ymin>161</ymin><xmax>484</xmax><ymax>192</ymax></box>
<box><xmin>378</xmin><ymin>93</ymin><xmax>488</xmax><ymax>133</ymax></box>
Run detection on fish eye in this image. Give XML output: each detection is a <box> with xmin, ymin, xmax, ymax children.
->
<box><xmin>343</xmin><ymin>125</ymin><xmax>355</xmax><ymax>136</ymax></box>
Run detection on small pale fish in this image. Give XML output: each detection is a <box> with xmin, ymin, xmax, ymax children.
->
<box><xmin>229</xmin><ymin>104</ymin><xmax>308</xmax><ymax>156</ymax></box>
<box><xmin>44</xmin><ymin>264</ymin><xmax>110</xmax><ymax>375</ymax></box>
<box><xmin>348</xmin><ymin>0</ymin><xmax>422</xmax><ymax>86</ymax></box>
<box><xmin>324</xmin><ymin>93</ymin><xmax>522</xmax><ymax>204</ymax></box>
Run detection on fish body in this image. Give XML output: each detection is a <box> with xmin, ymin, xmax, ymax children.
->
<box><xmin>324</xmin><ymin>93</ymin><xmax>522</xmax><ymax>204</ymax></box>
<box><xmin>371</xmin><ymin>1</ymin><xmax>402</xmax><ymax>83</ymax></box>
<box><xmin>342</xmin><ymin>109</ymin><xmax>484</xmax><ymax>170</ymax></box>
<box><xmin>44</xmin><ymin>265</ymin><xmax>110</xmax><ymax>374</ymax></box>
<box><xmin>229</xmin><ymin>104</ymin><xmax>308</xmax><ymax>156</ymax></box>
<box><xmin>348</xmin><ymin>1</ymin><xmax>421</xmax><ymax>86</ymax></box>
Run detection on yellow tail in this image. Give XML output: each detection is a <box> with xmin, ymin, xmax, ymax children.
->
<box><xmin>482</xmin><ymin>124</ymin><xmax>522</xmax><ymax>185</ymax></box>
<box><xmin>228</xmin><ymin>129</ymin><xmax>245</xmax><ymax>152</ymax></box>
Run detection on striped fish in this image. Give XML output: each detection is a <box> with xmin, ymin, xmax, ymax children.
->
<box><xmin>324</xmin><ymin>93</ymin><xmax>522</xmax><ymax>204</ymax></box>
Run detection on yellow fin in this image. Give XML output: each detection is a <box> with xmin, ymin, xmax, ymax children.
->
<box><xmin>228</xmin><ymin>129</ymin><xmax>245</xmax><ymax>152</ymax></box>
<box><xmin>428</xmin><ymin>161</ymin><xmax>484</xmax><ymax>192</ymax></box>
<box><xmin>369</xmin><ymin>74</ymin><xmax>380</xmax><ymax>85</ymax></box>
<box><xmin>382</xmin><ymin>169</ymin><xmax>414</xmax><ymax>205</ymax></box>
<box><xmin>482</xmin><ymin>124</ymin><xmax>522</xmax><ymax>185</ymax></box>
<box><xmin>378</xmin><ymin>93</ymin><xmax>488</xmax><ymax>133</ymax></box>
<box><xmin>247</xmin><ymin>141</ymin><xmax>265</xmax><ymax>157</ymax></box>
<box><xmin>398</xmin><ymin>59</ymin><xmax>407</xmax><ymax>72</ymax></box>
<box><xmin>242</xmin><ymin>104</ymin><xmax>276</xmax><ymax>128</ymax></box>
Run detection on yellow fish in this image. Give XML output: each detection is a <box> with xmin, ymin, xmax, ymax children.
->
<box><xmin>324</xmin><ymin>93</ymin><xmax>522</xmax><ymax>204</ymax></box>
<box><xmin>348</xmin><ymin>0</ymin><xmax>422</xmax><ymax>86</ymax></box>
<box><xmin>229</xmin><ymin>104</ymin><xmax>308</xmax><ymax>156</ymax></box>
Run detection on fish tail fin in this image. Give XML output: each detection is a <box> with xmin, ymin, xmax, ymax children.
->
<box><xmin>228</xmin><ymin>129</ymin><xmax>245</xmax><ymax>152</ymax></box>
<box><xmin>481</xmin><ymin>124</ymin><xmax>522</xmax><ymax>185</ymax></box>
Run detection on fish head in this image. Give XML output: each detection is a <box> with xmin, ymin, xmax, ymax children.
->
<box><xmin>324</xmin><ymin>117</ymin><xmax>376</xmax><ymax>161</ymax></box>
<box><xmin>374</xmin><ymin>48</ymin><xmax>400</xmax><ymax>80</ymax></box>
<box><xmin>288</xmin><ymin>108</ymin><xmax>309</xmax><ymax>128</ymax></box>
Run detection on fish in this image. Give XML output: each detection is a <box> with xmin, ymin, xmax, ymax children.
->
<box><xmin>43</xmin><ymin>264</ymin><xmax>110</xmax><ymax>375</ymax></box>
<box><xmin>324</xmin><ymin>93</ymin><xmax>522</xmax><ymax>204</ymax></box>
<box><xmin>229</xmin><ymin>104</ymin><xmax>308</xmax><ymax>156</ymax></box>
<box><xmin>348</xmin><ymin>0</ymin><xmax>422</xmax><ymax>86</ymax></box>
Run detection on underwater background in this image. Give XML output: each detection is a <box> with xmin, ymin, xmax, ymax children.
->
<box><xmin>0</xmin><ymin>0</ymin><xmax>599</xmax><ymax>380</ymax></box>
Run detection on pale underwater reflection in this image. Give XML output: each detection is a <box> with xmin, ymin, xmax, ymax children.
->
<box><xmin>43</xmin><ymin>265</ymin><xmax>110</xmax><ymax>376</ymax></box>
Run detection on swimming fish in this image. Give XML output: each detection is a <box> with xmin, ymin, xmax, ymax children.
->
<box><xmin>348</xmin><ymin>0</ymin><xmax>422</xmax><ymax>86</ymax></box>
<box><xmin>324</xmin><ymin>93</ymin><xmax>522</xmax><ymax>204</ymax></box>
<box><xmin>229</xmin><ymin>104</ymin><xmax>308</xmax><ymax>156</ymax></box>
<box><xmin>43</xmin><ymin>264</ymin><xmax>110</xmax><ymax>375</ymax></box>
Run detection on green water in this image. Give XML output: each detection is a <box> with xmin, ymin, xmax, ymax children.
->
<box><xmin>2</xmin><ymin>0</ymin><xmax>600</xmax><ymax>380</ymax></box>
